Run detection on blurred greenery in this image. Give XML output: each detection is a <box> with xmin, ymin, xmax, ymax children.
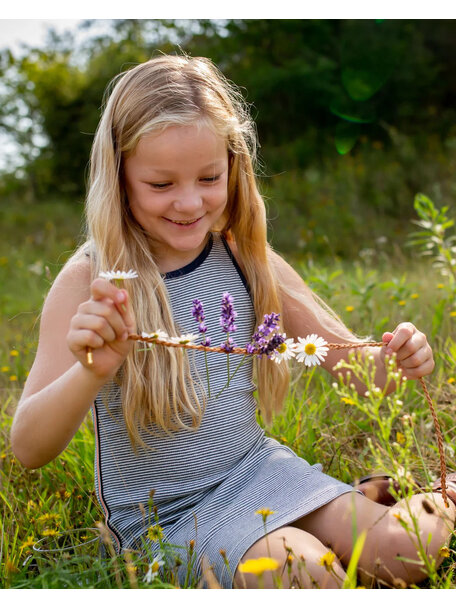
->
<box><xmin>0</xmin><ymin>19</ymin><xmax>455</xmax><ymax>258</ymax></box>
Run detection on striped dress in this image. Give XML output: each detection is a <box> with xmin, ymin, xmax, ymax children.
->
<box><xmin>92</xmin><ymin>233</ymin><xmax>354</xmax><ymax>588</ymax></box>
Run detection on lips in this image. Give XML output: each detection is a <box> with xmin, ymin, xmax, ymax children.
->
<box><xmin>164</xmin><ymin>217</ymin><xmax>201</xmax><ymax>225</ymax></box>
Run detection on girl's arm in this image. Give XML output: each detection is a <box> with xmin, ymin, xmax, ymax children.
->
<box><xmin>269</xmin><ymin>252</ymin><xmax>434</xmax><ymax>393</ymax></box>
<box><xmin>10</xmin><ymin>258</ymin><xmax>136</xmax><ymax>469</ymax></box>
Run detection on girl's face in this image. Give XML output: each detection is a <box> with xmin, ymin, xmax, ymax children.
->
<box><xmin>123</xmin><ymin>124</ymin><xmax>229</xmax><ymax>273</ymax></box>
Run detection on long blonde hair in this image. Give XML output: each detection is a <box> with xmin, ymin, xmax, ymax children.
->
<box><xmin>80</xmin><ymin>54</ymin><xmax>346</xmax><ymax>447</ymax></box>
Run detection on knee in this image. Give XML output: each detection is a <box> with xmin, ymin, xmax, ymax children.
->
<box><xmin>234</xmin><ymin>526</ymin><xmax>346</xmax><ymax>589</ymax></box>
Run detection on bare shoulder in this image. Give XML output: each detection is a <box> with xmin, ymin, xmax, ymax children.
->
<box><xmin>45</xmin><ymin>253</ymin><xmax>92</xmax><ymax>306</ymax></box>
<box><xmin>21</xmin><ymin>254</ymin><xmax>92</xmax><ymax>399</ymax></box>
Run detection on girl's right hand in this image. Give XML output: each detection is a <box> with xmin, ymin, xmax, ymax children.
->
<box><xmin>67</xmin><ymin>278</ymin><xmax>136</xmax><ymax>379</ymax></box>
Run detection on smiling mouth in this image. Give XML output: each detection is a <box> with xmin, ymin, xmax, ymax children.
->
<box><xmin>165</xmin><ymin>218</ymin><xmax>201</xmax><ymax>225</ymax></box>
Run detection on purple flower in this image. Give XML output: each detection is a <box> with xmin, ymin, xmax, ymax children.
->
<box><xmin>220</xmin><ymin>292</ymin><xmax>237</xmax><ymax>352</ymax></box>
<box><xmin>247</xmin><ymin>312</ymin><xmax>282</xmax><ymax>356</ymax></box>
<box><xmin>192</xmin><ymin>299</ymin><xmax>208</xmax><ymax>333</ymax></box>
<box><xmin>220</xmin><ymin>292</ymin><xmax>237</xmax><ymax>333</ymax></box>
<box><xmin>192</xmin><ymin>298</ymin><xmax>211</xmax><ymax>346</ymax></box>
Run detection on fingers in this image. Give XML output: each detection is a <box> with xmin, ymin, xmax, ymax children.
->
<box><xmin>382</xmin><ymin>323</ymin><xmax>434</xmax><ymax>379</ymax></box>
<box><xmin>68</xmin><ymin>279</ymin><xmax>136</xmax><ymax>358</ymax></box>
<box><xmin>90</xmin><ymin>278</ymin><xmax>135</xmax><ymax>333</ymax></box>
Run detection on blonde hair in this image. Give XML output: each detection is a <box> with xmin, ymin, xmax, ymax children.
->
<box><xmin>79</xmin><ymin>53</ymin><xmax>351</xmax><ymax>448</ymax></box>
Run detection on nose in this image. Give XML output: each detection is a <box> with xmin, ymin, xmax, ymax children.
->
<box><xmin>173</xmin><ymin>185</ymin><xmax>203</xmax><ymax>215</ymax></box>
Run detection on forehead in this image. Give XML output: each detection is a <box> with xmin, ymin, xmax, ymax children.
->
<box><xmin>128</xmin><ymin>124</ymin><xmax>228</xmax><ymax>168</ymax></box>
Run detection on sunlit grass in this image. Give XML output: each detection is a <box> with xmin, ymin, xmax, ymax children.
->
<box><xmin>1</xmin><ymin>198</ymin><xmax>455</xmax><ymax>588</ymax></box>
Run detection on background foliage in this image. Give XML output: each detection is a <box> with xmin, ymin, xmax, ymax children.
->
<box><xmin>1</xmin><ymin>19</ymin><xmax>455</xmax><ymax>257</ymax></box>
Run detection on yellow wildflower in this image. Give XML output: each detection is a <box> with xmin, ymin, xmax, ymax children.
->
<box><xmin>10</xmin><ymin>350</ymin><xmax>19</xmax><ymax>357</ymax></box>
<box><xmin>448</xmin><ymin>377</ymin><xmax>455</xmax><ymax>384</ymax></box>
<box><xmin>9</xmin><ymin>375</ymin><xmax>18</xmax><ymax>382</ymax></box>
<box><xmin>0</xmin><ymin>256</ymin><xmax>8</xmax><ymax>265</ymax></box>
<box><xmin>398</xmin><ymin>300</ymin><xmax>406</xmax><ymax>306</ymax></box>
<box><xmin>396</xmin><ymin>432</ymin><xmax>406</xmax><ymax>445</ymax></box>
<box><xmin>438</xmin><ymin>546</ymin><xmax>450</xmax><ymax>558</ymax></box>
<box><xmin>42</xmin><ymin>529</ymin><xmax>60</xmax><ymax>537</ymax></box>
<box><xmin>345</xmin><ymin>305</ymin><xmax>354</xmax><ymax>312</ymax></box>
<box><xmin>19</xmin><ymin>536</ymin><xmax>36</xmax><ymax>552</ymax></box>
<box><xmin>450</xmin><ymin>311</ymin><xmax>456</xmax><ymax>318</ymax></box>
<box><xmin>238</xmin><ymin>557</ymin><xmax>279</xmax><ymax>575</ymax></box>
<box><xmin>1</xmin><ymin>366</ymin><xmax>10</xmax><ymax>372</ymax></box>
<box><xmin>341</xmin><ymin>397</ymin><xmax>356</xmax><ymax>405</ymax></box>
<box><xmin>318</xmin><ymin>550</ymin><xmax>336</xmax><ymax>570</ymax></box>
<box><xmin>437</xmin><ymin>284</ymin><xmax>444</xmax><ymax>289</ymax></box>
<box><xmin>255</xmin><ymin>508</ymin><xmax>276</xmax><ymax>522</ymax></box>
<box><xmin>147</xmin><ymin>524</ymin><xmax>164</xmax><ymax>542</ymax></box>
<box><xmin>410</xmin><ymin>293</ymin><xmax>419</xmax><ymax>299</ymax></box>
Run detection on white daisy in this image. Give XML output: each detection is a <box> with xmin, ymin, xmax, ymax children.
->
<box><xmin>141</xmin><ymin>330</ymin><xmax>168</xmax><ymax>343</ymax></box>
<box><xmin>143</xmin><ymin>553</ymin><xmax>165</xmax><ymax>584</ymax></box>
<box><xmin>99</xmin><ymin>269</ymin><xmax>138</xmax><ymax>281</ymax></box>
<box><xmin>270</xmin><ymin>337</ymin><xmax>296</xmax><ymax>364</ymax></box>
<box><xmin>293</xmin><ymin>334</ymin><xmax>329</xmax><ymax>367</ymax></box>
<box><xmin>169</xmin><ymin>333</ymin><xmax>199</xmax><ymax>345</ymax></box>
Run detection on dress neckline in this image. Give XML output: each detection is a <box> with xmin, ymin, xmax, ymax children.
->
<box><xmin>162</xmin><ymin>233</ymin><xmax>214</xmax><ymax>280</ymax></box>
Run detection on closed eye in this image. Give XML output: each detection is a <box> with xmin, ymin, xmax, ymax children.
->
<box><xmin>200</xmin><ymin>175</ymin><xmax>221</xmax><ymax>183</ymax></box>
<box><xmin>149</xmin><ymin>182</ymin><xmax>171</xmax><ymax>190</ymax></box>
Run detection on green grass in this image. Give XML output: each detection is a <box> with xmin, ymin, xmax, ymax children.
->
<box><xmin>1</xmin><ymin>198</ymin><xmax>455</xmax><ymax>588</ymax></box>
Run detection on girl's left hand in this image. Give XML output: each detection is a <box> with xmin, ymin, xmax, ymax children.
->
<box><xmin>382</xmin><ymin>322</ymin><xmax>435</xmax><ymax>380</ymax></box>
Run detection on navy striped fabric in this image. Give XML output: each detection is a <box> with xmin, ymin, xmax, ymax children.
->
<box><xmin>92</xmin><ymin>233</ymin><xmax>354</xmax><ymax>587</ymax></box>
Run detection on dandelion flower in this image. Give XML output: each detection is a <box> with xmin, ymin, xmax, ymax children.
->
<box><xmin>10</xmin><ymin>350</ymin><xmax>19</xmax><ymax>357</ymax></box>
<box><xmin>398</xmin><ymin>300</ymin><xmax>406</xmax><ymax>306</ymax></box>
<box><xmin>448</xmin><ymin>377</ymin><xmax>455</xmax><ymax>384</ymax></box>
<box><xmin>270</xmin><ymin>337</ymin><xmax>296</xmax><ymax>363</ymax></box>
<box><xmin>144</xmin><ymin>553</ymin><xmax>165</xmax><ymax>584</ymax></box>
<box><xmin>293</xmin><ymin>334</ymin><xmax>328</xmax><ymax>367</ymax></box>
<box><xmin>238</xmin><ymin>557</ymin><xmax>279</xmax><ymax>575</ymax></box>
<box><xmin>1</xmin><ymin>366</ymin><xmax>10</xmax><ymax>373</ymax></box>
<box><xmin>450</xmin><ymin>311</ymin><xmax>456</xmax><ymax>318</ymax></box>
<box><xmin>318</xmin><ymin>551</ymin><xmax>336</xmax><ymax>570</ymax></box>
<box><xmin>345</xmin><ymin>305</ymin><xmax>354</xmax><ymax>312</ymax></box>
<box><xmin>99</xmin><ymin>269</ymin><xmax>138</xmax><ymax>281</ymax></box>
<box><xmin>147</xmin><ymin>524</ymin><xmax>164</xmax><ymax>542</ymax></box>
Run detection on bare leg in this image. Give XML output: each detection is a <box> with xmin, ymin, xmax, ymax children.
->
<box><xmin>295</xmin><ymin>491</ymin><xmax>455</xmax><ymax>586</ymax></box>
<box><xmin>234</xmin><ymin>526</ymin><xmax>347</xmax><ymax>589</ymax></box>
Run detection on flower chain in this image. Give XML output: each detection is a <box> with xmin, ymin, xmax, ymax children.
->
<box><xmin>128</xmin><ymin>333</ymin><xmax>449</xmax><ymax>508</ymax></box>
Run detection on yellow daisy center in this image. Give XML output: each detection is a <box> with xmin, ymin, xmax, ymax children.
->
<box><xmin>304</xmin><ymin>343</ymin><xmax>316</xmax><ymax>355</ymax></box>
<box><xmin>277</xmin><ymin>343</ymin><xmax>287</xmax><ymax>353</ymax></box>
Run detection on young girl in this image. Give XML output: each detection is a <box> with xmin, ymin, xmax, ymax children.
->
<box><xmin>11</xmin><ymin>54</ymin><xmax>455</xmax><ymax>589</ymax></box>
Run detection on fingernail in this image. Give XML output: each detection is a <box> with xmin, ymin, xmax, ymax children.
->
<box><xmin>117</xmin><ymin>292</ymin><xmax>125</xmax><ymax>303</ymax></box>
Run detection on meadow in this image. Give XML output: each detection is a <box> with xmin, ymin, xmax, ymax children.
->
<box><xmin>1</xmin><ymin>193</ymin><xmax>455</xmax><ymax>589</ymax></box>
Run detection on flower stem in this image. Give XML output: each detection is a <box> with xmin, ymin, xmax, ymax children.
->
<box><xmin>215</xmin><ymin>354</ymin><xmax>247</xmax><ymax>399</ymax></box>
<box><xmin>204</xmin><ymin>350</ymin><xmax>211</xmax><ymax>398</ymax></box>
